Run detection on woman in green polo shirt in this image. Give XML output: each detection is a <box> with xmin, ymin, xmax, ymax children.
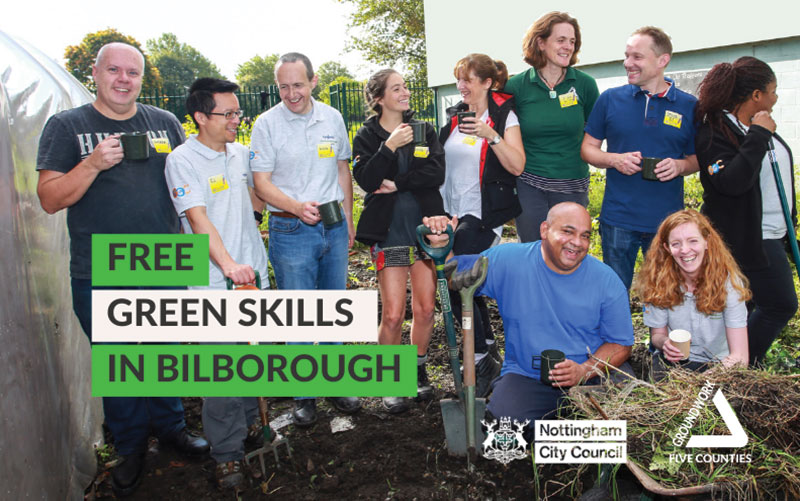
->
<box><xmin>504</xmin><ymin>11</ymin><xmax>599</xmax><ymax>242</ymax></box>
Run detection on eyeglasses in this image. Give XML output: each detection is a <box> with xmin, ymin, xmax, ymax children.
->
<box><xmin>206</xmin><ymin>110</ymin><xmax>244</xmax><ymax>120</ymax></box>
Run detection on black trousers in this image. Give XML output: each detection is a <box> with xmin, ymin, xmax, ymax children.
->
<box><xmin>745</xmin><ymin>238</ymin><xmax>798</xmax><ymax>365</ymax></box>
<box><xmin>448</xmin><ymin>215</ymin><xmax>499</xmax><ymax>354</ymax></box>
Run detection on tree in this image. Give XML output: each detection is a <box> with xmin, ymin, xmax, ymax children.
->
<box><xmin>318</xmin><ymin>75</ymin><xmax>361</xmax><ymax>106</ymax></box>
<box><xmin>339</xmin><ymin>0</ymin><xmax>427</xmax><ymax>82</ymax></box>
<box><xmin>64</xmin><ymin>28</ymin><xmax>162</xmax><ymax>91</ymax></box>
<box><xmin>235</xmin><ymin>54</ymin><xmax>280</xmax><ymax>88</ymax></box>
<box><xmin>313</xmin><ymin>61</ymin><xmax>355</xmax><ymax>99</ymax></box>
<box><xmin>145</xmin><ymin>33</ymin><xmax>223</xmax><ymax>91</ymax></box>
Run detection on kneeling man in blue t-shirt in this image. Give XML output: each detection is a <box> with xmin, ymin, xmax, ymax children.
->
<box><xmin>430</xmin><ymin>202</ymin><xmax>634</xmax><ymax>434</ymax></box>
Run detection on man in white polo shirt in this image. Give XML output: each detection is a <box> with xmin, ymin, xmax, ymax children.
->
<box><xmin>165</xmin><ymin>77</ymin><xmax>268</xmax><ymax>489</ymax></box>
<box><xmin>250</xmin><ymin>52</ymin><xmax>360</xmax><ymax>427</ymax></box>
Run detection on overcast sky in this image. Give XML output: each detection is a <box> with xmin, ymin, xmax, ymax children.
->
<box><xmin>3</xmin><ymin>0</ymin><xmax>379</xmax><ymax>80</ymax></box>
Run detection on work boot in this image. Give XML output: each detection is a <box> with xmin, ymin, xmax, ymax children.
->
<box><xmin>475</xmin><ymin>354</ymin><xmax>501</xmax><ymax>398</ymax></box>
<box><xmin>292</xmin><ymin>399</ymin><xmax>317</xmax><ymax>427</ymax></box>
<box><xmin>415</xmin><ymin>364</ymin><xmax>434</xmax><ymax>401</ymax></box>
<box><xmin>487</xmin><ymin>342</ymin><xmax>502</xmax><ymax>363</ymax></box>
<box><xmin>160</xmin><ymin>428</ymin><xmax>210</xmax><ymax>455</ymax></box>
<box><xmin>215</xmin><ymin>460</ymin><xmax>244</xmax><ymax>490</ymax></box>
<box><xmin>327</xmin><ymin>396</ymin><xmax>362</xmax><ymax>414</ymax></box>
<box><xmin>382</xmin><ymin>396</ymin><xmax>410</xmax><ymax>414</ymax></box>
<box><xmin>111</xmin><ymin>452</ymin><xmax>145</xmax><ymax>497</ymax></box>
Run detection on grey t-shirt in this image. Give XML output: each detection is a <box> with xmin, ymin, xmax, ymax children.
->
<box><xmin>36</xmin><ymin>103</ymin><xmax>185</xmax><ymax>279</ymax></box>
<box><xmin>643</xmin><ymin>278</ymin><xmax>747</xmax><ymax>363</ymax></box>
<box><xmin>165</xmin><ymin>136</ymin><xmax>268</xmax><ymax>290</ymax></box>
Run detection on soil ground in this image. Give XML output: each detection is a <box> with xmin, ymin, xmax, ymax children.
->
<box><xmin>84</xmin><ymin>247</ymin><xmax>671</xmax><ymax>501</ymax></box>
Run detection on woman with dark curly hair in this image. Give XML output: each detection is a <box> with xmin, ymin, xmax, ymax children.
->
<box><xmin>694</xmin><ymin>56</ymin><xmax>797</xmax><ymax>365</ymax></box>
<box><xmin>635</xmin><ymin>210</ymin><xmax>751</xmax><ymax>378</ymax></box>
<box><xmin>504</xmin><ymin>11</ymin><xmax>599</xmax><ymax>242</ymax></box>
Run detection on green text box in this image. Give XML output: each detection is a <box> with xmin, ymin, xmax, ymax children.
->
<box><xmin>92</xmin><ymin>344</ymin><xmax>416</xmax><ymax>397</ymax></box>
<box><xmin>92</xmin><ymin>234</ymin><xmax>209</xmax><ymax>286</ymax></box>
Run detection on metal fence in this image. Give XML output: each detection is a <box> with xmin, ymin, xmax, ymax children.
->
<box><xmin>137</xmin><ymin>82</ymin><xmax>439</xmax><ymax>146</ymax></box>
<box><xmin>329</xmin><ymin>81</ymin><xmax>439</xmax><ymax>144</ymax></box>
<box><xmin>138</xmin><ymin>85</ymin><xmax>281</xmax><ymax>122</ymax></box>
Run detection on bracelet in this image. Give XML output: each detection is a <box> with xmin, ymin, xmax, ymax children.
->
<box><xmin>254</xmin><ymin>210</ymin><xmax>264</xmax><ymax>224</ymax></box>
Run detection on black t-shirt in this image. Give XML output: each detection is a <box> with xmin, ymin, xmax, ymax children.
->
<box><xmin>37</xmin><ymin>103</ymin><xmax>185</xmax><ymax>278</ymax></box>
<box><xmin>381</xmin><ymin>147</ymin><xmax>423</xmax><ymax>248</ymax></box>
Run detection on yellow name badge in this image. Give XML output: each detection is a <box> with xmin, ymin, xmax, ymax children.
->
<box><xmin>317</xmin><ymin>142</ymin><xmax>335</xmax><ymax>158</ymax></box>
<box><xmin>151</xmin><ymin>137</ymin><xmax>172</xmax><ymax>153</ymax></box>
<box><xmin>664</xmin><ymin>110</ymin><xmax>683</xmax><ymax>129</ymax></box>
<box><xmin>558</xmin><ymin>92</ymin><xmax>578</xmax><ymax>108</ymax></box>
<box><xmin>414</xmin><ymin>146</ymin><xmax>430</xmax><ymax>158</ymax></box>
<box><xmin>462</xmin><ymin>135</ymin><xmax>478</xmax><ymax>146</ymax></box>
<box><xmin>207</xmin><ymin>174</ymin><xmax>229</xmax><ymax>194</ymax></box>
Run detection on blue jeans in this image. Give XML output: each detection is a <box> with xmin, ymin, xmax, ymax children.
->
<box><xmin>268</xmin><ymin>214</ymin><xmax>348</xmax><ymax>399</ymax></box>
<box><xmin>71</xmin><ymin>278</ymin><xmax>186</xmax><ymax>456</ymax></box>
<box><xmin>599</xmin><ymin>222</ymin><xmax>655</xmax><ymax>290</ymax></box>
<box><xmin>268</xmin><ymin>214</ymin><xmax>348</xmax><ymax>290</ymax></box>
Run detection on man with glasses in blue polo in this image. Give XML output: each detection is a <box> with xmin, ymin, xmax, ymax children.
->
<box><xmin>250</xmin><ymin>52</ymin><xmax>360</xmax><ymax>427</ymax></box>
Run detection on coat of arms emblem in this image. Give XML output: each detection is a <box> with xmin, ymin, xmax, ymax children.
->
<box><xmin>481</xmin><ymin>416</ymin><xmax>530</xmax><ymax>464</ymax></box>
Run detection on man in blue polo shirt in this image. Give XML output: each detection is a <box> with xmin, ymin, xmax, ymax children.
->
<box><xmin>581</xmin><ymin>26</ymin><xmax>698</xmax><ymax>290</ymax></box>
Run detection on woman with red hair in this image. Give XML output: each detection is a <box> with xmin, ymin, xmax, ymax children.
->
<box><xmin>635</xmin><ymin>210</ymin><xmax>750</xmax><ymax>378</ymax></box>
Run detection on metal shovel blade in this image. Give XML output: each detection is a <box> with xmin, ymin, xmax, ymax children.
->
<box><xmin>440</xmin><ymin>396</ymin><xmax>486</xmax><ymax>457</ymax></box>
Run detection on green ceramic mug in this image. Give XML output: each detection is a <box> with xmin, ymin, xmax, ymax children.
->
<box><xmin>318</xmin><ymin>200</ymin><xmax>343</xmax><ymax>227</ymax></box>
<box><xmin>641</xmin><ymin>157</ymin><xmax>662</xmax><ymax>181</ymax></box>
<box><xmin>410</xmin><ymin>122</ymin><xmax>426</xmax><ymax>145</ymax></box>
<box><xmin>456</xmin><ymin>111</ymin><xmax>476</xmax><ymax>134</ymax></box>
<box><xmin>533</xmin><ymin>349</ymin><xmax>566</xmax><ymax>386</ymax></box>
<box><xmin>120</xmin><ymin>132</ymin><xmax>150</xmax><ymax>161</ymax></box>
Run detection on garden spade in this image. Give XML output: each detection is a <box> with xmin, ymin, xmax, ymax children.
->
<box><xmin>416</xmin><ymin>224</ymin><xmax>462</xmax><ymax>395</ymax></box>
<box><xmin>768</xmin><ymin>138</ymin><xmax>800</xmax><ymax>271</ymax></box>
<box><xmin>226</xmin><ymin>272</ymin><xmax>292</xmax><ymax>476</ymax></box>
<box><xmin>439</xmin><ymin>257</ymin><xmax>488</xmax><ymax>461</ymax></box>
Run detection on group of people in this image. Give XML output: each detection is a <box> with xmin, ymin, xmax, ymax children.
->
<box><xmin>34</xmin><ymin>9</ymin><xmax>796</xmax><ymax>496</ymax></box>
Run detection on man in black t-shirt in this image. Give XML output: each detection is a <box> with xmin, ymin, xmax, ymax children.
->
<box><xmin>36</xmin><ymin>42</ymin><xmax>208</xmax><ymax>497</ymax></box>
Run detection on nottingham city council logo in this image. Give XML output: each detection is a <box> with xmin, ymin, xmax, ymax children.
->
<box><xmin>481</xmin><ymin>417</ymin><xmax>530</xmax><ymax>464</ymax></box>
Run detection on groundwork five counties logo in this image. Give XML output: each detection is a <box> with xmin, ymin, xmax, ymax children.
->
<box><xmin>481</xmin><ymin>417</ymin><xmax>529</xmax><ymax>464</ymax></box>
<box><xmin>667</xmin><ymin>380</ymin><xmax>751</xmax><ymax>465</ymax></box>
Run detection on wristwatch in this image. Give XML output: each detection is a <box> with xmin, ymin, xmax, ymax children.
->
<box><xmin>490</xmin><ymin>134</ymin><xmax>501</xmax><ymax>145</ymax></box>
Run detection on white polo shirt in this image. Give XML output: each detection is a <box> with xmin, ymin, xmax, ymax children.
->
<box><xmin>250</xmin><ymin>98</ymin><xmax>351</xmax><ymax>212</ymax></box>
<box><xmin>165</xmin><ymin>135</ymin><xmax>268</xmax><ymax>290</ymax></box>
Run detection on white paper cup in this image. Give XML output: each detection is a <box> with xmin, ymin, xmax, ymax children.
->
<box><xmin>668</xmin><ymin>329</ymin><xmax>692</xmax><ymax>359</ymax></box>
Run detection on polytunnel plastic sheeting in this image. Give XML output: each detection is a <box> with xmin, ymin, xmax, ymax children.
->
<box><xmin>0</xmin><ymin>30</ymin><xmax>102</xmax><ymax>499</ymax></box>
